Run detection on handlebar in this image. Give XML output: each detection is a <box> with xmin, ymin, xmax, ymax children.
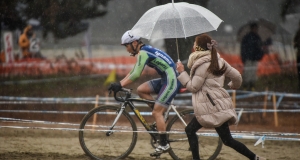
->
<box><xmin>111</xmin><ymin>88</ymin><xmax>132</xmax><ymax>102</ymax></box>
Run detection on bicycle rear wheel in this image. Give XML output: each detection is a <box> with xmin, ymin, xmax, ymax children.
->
<box><xmin>167</xmin><ymin>109</ymin><xmax>222</xmax><ymax>160</ymax></box>
<box><xmin>79</xmin><ymin>105</ymin><xmax>138</xmax><ymax>160</ymax></box>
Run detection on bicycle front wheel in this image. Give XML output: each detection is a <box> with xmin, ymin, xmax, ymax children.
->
<box><xmin>167</xmin><ymin>109</ymin><xmax>222</xmax><ymax>160</ymax></box>
<box><xmin>79</xmin><ymin>105</ymin><xmax>138</xmax><ymax>160</ymax></box>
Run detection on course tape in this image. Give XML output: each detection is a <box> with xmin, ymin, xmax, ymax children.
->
<box><xmin>1</xmin><ymin>125</ymin><xmax>299</xmax><ymax>142</ymax></box>
<box><xmin>1</xmin><ymin>91</ymin><xmax>300</xmax><ymax>102</ymax></box>
<box><xmin>3</xmin><ymin>117</ymin><xmax>300</xmax><ymax>136</ymax></box>
<box><xmin>1</xmin><ymin>90</ymin><xmax>299</xmax><ymax>108</ymax></box>
<box><xmin>1</xmin><ymin>117</ymin><xmax>299</xmax><ymax>142</ymax></box>
<box><xmin>1</xmin><ymin>109</ymin><xmax>300</xmax><ymax>114</ymax></box>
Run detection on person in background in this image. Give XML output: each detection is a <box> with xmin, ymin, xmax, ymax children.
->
<box><xmin>176</xmin><ymin>34</ymin><xmax>266</xmax><ymax>160</ymax></box>
<box><xmin>240</xmin><ymin>22</ymin><xmax>264</xmax><ymax>91</ymax></box>
<box><xmin>293</xmin><ymin>20</ymin><xmax>300</xmax><ymax>90</ymax></box>
<box><xmin>19</xmin><ymin>25</ymin><xmax>35</xmax><ymax>59</ymax></box>
<box><xmin>108</xmin><ymin>30</ymin><xmax>181</xmax><ymax>156</ymax></box>
<box><xmin>0</xmin><ymin>50</ymin><xmax>5</xmax><ymax>63</ymax></box>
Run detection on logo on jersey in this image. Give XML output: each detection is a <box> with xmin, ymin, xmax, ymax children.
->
<box><xmin>155</xmin><ymin>51</ymin><xmax>172</xmax><ymax>64</ymax></box>
<box><xmin>152</xmin><ymin>59</ymin><xmax>168</xmax><ymax>70</ymax></box>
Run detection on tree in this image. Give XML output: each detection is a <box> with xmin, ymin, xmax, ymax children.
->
<box><xmin>0</xmin><ymin>0</ymin><xmax>110</xmax><ymax>40</ymax></box>
<box><xmin>156</xmin><ymin>0</ymin><xmax>209</xmax><ymax>62</ymax></box>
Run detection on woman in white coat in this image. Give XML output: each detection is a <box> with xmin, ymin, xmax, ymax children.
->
<box><xmin>176</xmin><ymin>34</ymin><xmax>265</xmax><ymax>160</ymax></box>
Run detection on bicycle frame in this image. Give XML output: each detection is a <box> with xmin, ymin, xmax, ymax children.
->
<box><xmin>107</xmin><ymin>89</ymin><xmax>187</xmax><ymax>142</ymax></box>
<box><xmin>107</xmin><ymin>97</ymin><xmax>157</xmax><ymax>140</ymax></box>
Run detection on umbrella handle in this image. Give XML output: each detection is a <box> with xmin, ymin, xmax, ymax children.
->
<box><xmin>177</xmin><ymin>59</ymin><xmax>181</xmax><ymax>62</ymax></box>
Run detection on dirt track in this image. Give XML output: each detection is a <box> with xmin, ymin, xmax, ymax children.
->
<box><xmin>1</xmin><ymin>124</ymin><xmax>300</xmax><ymax>160</ymax></box>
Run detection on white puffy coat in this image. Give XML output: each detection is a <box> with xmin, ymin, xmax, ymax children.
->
<box><xmin>177</xmin><ymin>54</ymin><xmax>242</xmax><ymax>128</ymax></box>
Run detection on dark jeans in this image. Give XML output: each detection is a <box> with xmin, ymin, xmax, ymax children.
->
<box><xmin>185</xmin><ymin>117</ymin><xmax>256</xmax><ymax>160</ymax></box>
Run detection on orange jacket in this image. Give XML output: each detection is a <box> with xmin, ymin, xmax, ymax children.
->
<box><xmin>19</xmin><ymin>25</ymin><xmax>33</xmax><ymax>58</ymax></box>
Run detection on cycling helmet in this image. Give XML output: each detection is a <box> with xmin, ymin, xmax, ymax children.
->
<box><xmin>121</xmin><ymin>30</ymin><xmax>140</xmax><ymax>45</ymax></box>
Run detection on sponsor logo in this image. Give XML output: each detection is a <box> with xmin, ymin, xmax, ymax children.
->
<box><xmin>152</xmin><ymin>59</ymin><xmax>168</xmax><ymax>70</ymax></box>
<box><xmin>162</xmin><ymin>91</ymin><xmax>170</xmax><ymax>101</ymax></box>
<box><xmin>138</xmin><ymin>55</ymin><xmax>142</xmax><ymax>66</ymax></box>
<box><xmin>161</xmin><ymin>80</ymin><xmax>175</xmax><ymax>101</ymax></box>
<box><xmin>170</xmin><ymin>79</ymin><xmax>174</xmax><ymax>90</ymax></box>
<box><xmin>155</xmin><ymin>51</ymin><xmax>172</xmax><ymax>64</ymax></box>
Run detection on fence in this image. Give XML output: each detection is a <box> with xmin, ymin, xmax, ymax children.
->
<box><xmin>1</xmin><ymin>90</ymin><xmax>300</xmax><ymax>145</ymax></box>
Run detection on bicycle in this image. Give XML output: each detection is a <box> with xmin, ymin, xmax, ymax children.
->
<box><xmin>79</xmin><ymin>88</ymin><xmax>222</xmax><ymax>160</ymax></box>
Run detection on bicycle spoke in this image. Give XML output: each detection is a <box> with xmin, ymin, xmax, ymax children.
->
<box><xmin>79</xmin><ymin>106</ymin><xmax>137</xmax><ymax>160</ymax></box>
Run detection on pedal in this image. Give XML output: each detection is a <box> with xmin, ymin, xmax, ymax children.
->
<box><xmin>150</xmin><ymin>151</ymin><xmax>161</xmax><ymax>158</ymax></box>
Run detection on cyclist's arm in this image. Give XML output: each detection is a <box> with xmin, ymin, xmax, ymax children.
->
<box><xmin>120</xmin><ymin>73</ymin><xmax>133</xmax><ymax>86</ymax></box>
<box><xmin>120</xmin><ymin>51</ymin><xmax>149</xmax><ymax>86</ymax></box>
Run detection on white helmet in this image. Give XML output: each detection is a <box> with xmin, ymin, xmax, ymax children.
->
<box><xmin>121</xmin><ymin>30</ymin><xmax>140</xmax><ymax>45</ymax></box>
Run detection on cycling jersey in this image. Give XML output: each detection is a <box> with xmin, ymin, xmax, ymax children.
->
<box><xmin>128</xmin><ymin>45</ymin><xmax>181</xmax><ymax>107</ymax></box>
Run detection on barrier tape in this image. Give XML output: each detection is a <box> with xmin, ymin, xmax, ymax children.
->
<box><xmin>1</xmin><ymin>91</ymin><xmax>299</xmax><ymax>108</ymax></box>
<box><xmin>1</xmin><ymin>117</ymin><xmax>299</xmax><ymax>144</ymax></box>
<box><xmin>3</xmin><ymin>117</ymin><xmax>300</xmax><ymax>137</ymax></box>
<box><xmin>0</xmin><ymin>125</ymin><xmax>299</xmax><ymax>142</ymax></box>
<box><xmin>1</xmin><ymin>91</ymin><xmax>300</xmax><ymax>102</ymax></box>
<box><xmin>1</xmin><ymin>108</ymin><xmax>300</xmax><ymax>115</ymax></box>
<box><xmin>0</xmin><ymin>100</ymin><xmax>191</xmax><ymax>107</ymax></box>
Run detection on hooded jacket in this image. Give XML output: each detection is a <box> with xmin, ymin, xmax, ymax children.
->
<box><xmin>177</xmin><ymin>53</ymin><xmax>242</xmax><ymax>128</ymax></box>
<box><xmin>19</xmin><ymin>25</ymin><xmax>33</xmax><ymax>58</ymax></box>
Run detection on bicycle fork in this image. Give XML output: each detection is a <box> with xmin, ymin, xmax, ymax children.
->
<box><xmin>106</xmin><ymin>103</ymin><xmax>126</xmax><ymax>136</ymax></box>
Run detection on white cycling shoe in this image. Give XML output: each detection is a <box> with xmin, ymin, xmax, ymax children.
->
<box><xmin>155</xmin><ymin>144</ymin><xmax>170</xmax><ymax>153</ymax></box>
<box><xmin>150</xmin><ymin>144</ymin><xmax>171</xmax><ymax>157</ymax></box>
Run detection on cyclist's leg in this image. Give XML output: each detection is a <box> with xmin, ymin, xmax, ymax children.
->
<box><xmin>136</xmin><ymin>79</ymin><xmax>161</xmax><ymax>109</ymax></box>
<box><xmin>154</xmin><ymin>76</ymin><xmax>181</xmax><ymax>148</ymax></box>
<box><xmin>152</xmin><ymin>103</ymin><xmax>168</xmax><ymax>146</ymax></box>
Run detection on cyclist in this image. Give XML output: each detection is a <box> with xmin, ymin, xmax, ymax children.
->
<box><xmin>108</xmin><ymin>30</ymin><xmax>181</xmax><ymax>155</ymax></box>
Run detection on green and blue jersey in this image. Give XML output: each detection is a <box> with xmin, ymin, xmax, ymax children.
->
<box><xmin>128</xmin><ymin>45</ymin><xmax>181</xmax><ymax>107</ymax></box>
<box><xmin>128</xmin><ymin>45</ymin><xmax>178</xmax><ymax>81</ymax></box>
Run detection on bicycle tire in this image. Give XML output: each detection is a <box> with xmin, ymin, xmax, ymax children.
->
<box><xmin>167</xmin><ymin>109</ymin><xmax>223</xmax><ymax>160</ymax></box>
<box><xmin>79</xmin><ymin>105</ymin><xmax>138</xmax><ymax>160</ymax></box>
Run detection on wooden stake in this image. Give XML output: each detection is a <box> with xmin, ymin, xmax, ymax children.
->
<box><xmin>92</xmin><ymin>95</ymin><xmax>99</xmax><ymax>132</ymax></box>
<box><xmin>232</xmin><ymin>90</ymin><xmax>236</xmax><ymax>109</ymax></box>
<box><xmin>263</xmin><ymin>87</ymin><xmax>268</xmax><ymax>118</ymax></box>
<box><xmin>272</xmin><ymin>93</ymin><xmax>278</xmax><ymax>127</ymax></box>
<box><xmin>105</xmin><ymin>91</ymin><xmax>109</xmax><ymax>104</ymax></box>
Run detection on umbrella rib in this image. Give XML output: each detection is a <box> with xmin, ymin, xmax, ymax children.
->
<box><xmin>173</xmin><ymin>4</ymin><xmax>187</xmax><ymax>38</ymax></box>
<box><xmin>148</xmin><ymin>4</ymin><xmax>171</xmax><ymax>39</ymax></box>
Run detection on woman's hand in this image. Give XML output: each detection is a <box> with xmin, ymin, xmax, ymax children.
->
<box><xmin>228</xmin><ymin>81</ymin><xmax>237</xmax><ymax>90</ymax></box>
<box><xmin>176</xmin><ymin>62</ymin><xmax>184</xmax><ymax>73</ymax></box>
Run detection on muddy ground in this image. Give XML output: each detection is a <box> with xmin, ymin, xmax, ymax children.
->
<box><xmin>1</xmin><ymin>119</ymin><xmax>300</xmax><ymax>160</ymax></box>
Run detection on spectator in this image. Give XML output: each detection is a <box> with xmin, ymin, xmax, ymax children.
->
<box><xmin>240</xmin><ymin>22</ymin><xmax>264</xmax><ymax>90</ymax></box>
<box><xmin>19</xmin><ymin>25</ymin><xmax>34</xmax><ymax>59</ymax></box>
<box><xmin>176</xmin><ymin>33</ymin><xmax>266</xmax><ymax>160</ymax></box>
<box><xmin>293</xmin><ymin>20</ymin><xmax>300</xmax><ymax>90</ymax></box>
<box><xmin>0</xmin><ymin>50</ymin><xmax>5</xmax><ymax>63</ymax></box>
<box><xmin>262</xmin><ymin>37</ymin><xmax>272</xmax><ymax>54</ymax></box>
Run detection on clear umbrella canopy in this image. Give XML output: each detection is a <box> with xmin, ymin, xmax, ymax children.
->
<box><xmin>280</xmin><ymin>13</ymin><xmax>300</xmax><ymax>35</ymax></box>
<box><xmin>131</xmin><ymin>1</ymin><xmax>223</xmax><ymax>40</ymax></box>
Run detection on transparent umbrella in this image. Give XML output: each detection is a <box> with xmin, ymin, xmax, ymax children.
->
<box><xmin>280</xmin><ymin>13</ymin><xmax>300</xmax><ymax>35</ymax></box>
<box><xmin>131</xmin><ymin>0</ymin><xmax>223</xmax><ymax>60</ymax></box>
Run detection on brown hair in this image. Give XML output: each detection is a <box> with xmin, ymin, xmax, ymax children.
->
<box><xmin>195</xmin><ymin>34</ymin><xmax>226</xmax><ymax>76</ymax></box>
